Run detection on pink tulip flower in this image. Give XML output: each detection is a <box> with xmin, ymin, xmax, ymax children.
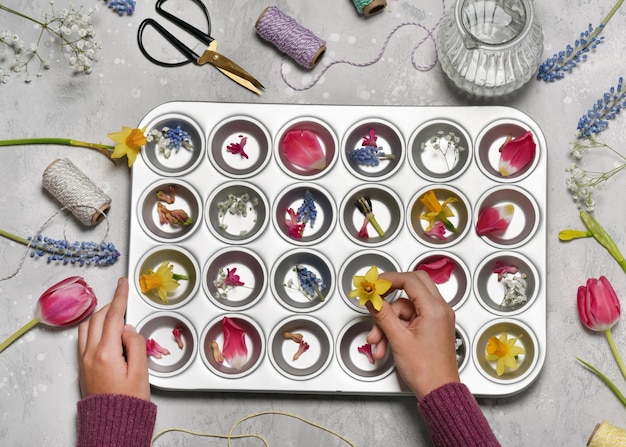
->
<box><xmin>498</xmin><ymin>131</ymin><xmax>536</xmax><ymax>177</ymax></box>
<box><xmin>577</xmin><ymin>276</ymin><xmax>620</xmax><ymax>332</ymax></box>
<box><xmin>0</xmin><ymin>276</ymin><xmax>97</xmax><ymax>353</ymax></box>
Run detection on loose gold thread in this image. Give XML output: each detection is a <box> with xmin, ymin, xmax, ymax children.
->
<box><xmin>150</xmin><ymin>410</ymin><xmax>356</xmax><ymax>447</ymax></box>
<box><xmin>587</xmin><ymin>421</ymin><xmax>626</xmax><ymax>447</ymax></box>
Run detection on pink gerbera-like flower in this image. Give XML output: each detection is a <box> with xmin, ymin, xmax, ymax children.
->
<box><xmin>417</xmin><ymin>257</ymin><xmax>455</xmax><ymax>284</ymax></box>
<box><xmin>476</xmin><ymin>204</ymin><xmax>515</xmax><ymax>236</ymax></box>
<box><xmin>499</xmin><ymin>131</ymin><xmax>536</xmax><ymax>177</ymax></box>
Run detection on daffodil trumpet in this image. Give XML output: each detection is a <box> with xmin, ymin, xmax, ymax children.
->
<box><xmin>355</xmin><ymin>196</ymin><xmax>385</xmax><ymax>237</ymax></box>
<box><xmin>0</xmin><ymin>126</ymin><xmax>147</xmax><ymax>167</ymax></box>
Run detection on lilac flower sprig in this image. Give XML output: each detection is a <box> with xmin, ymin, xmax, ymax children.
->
<box><xmin>0</xmin><ymin>229</ymin><xmax>120</xmax><ymax>266</ymax></box>
<box><xmin>536</xmin><ymin>0</ymin><xmax>624</xmax><ymax>82</ymax></box>
<box><xmin>577</xmin><ymin>77</ymin><xmax>626</xmax><ymax>138</ymax></box>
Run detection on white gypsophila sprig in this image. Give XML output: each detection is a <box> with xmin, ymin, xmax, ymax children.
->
<box><xmin>565</xmin><ymin>137</ymin><xmax>626</xmax><ymax>212</ymax></box>
<box><xmin>0</xmin><ymin>1</ymin><xmax>101</xmax><ymax>84</ymax></box>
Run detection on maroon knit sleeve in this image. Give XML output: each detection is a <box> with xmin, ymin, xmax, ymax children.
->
<box><xmin>417</xmin><ymin>382</ymin><xmax>501</xmax><ymax>447</ymax></box>
<box><xmin>76</xmin><ymin>394</ymin><xmax>157</xmax><ymax>447</ymax></box>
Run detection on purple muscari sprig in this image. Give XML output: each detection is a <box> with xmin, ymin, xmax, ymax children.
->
<box><xmin>104</xmin><ymin>0</ymin><xmax>136</xmax><ymax>15</ymax></box>
<box><xmin>296</xmin><ymin>190</ymin><xmax>317</xmax><ymax>227</ymax></box>
<box><xmin>296</xmin><ymin>265</ymin><xmax>326</xmax><ymax>301</ymax></box>
<box><xmin>27</xmin><ymin>234</ymin><xmax>120</xmax><ymax>266</ymax></box>
<box><xmin>577</xmin><ymin>77</ymin><xmax>626</xmax><ymax>138</ymax></box>
<box><xmin>537</xmin><ymin>0</ymin><xmax>624</xmax><ymax>82</ymax></box>
<box><xmin>348</xmin><ymin>145</ymin><xmax>395</xmax><ymax>167</ymax></box>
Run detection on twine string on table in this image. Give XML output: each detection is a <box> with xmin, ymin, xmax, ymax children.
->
<box><xmin>587</xmin><ymin>421</ymin><xmax>626</xmax><ymax>447</ymax></box>
<box><xmin>272</xmin><ymin>0</ymin><xmax>447</xmax><ymax>91</ymax></box>
<box><xmin>42</xmin><ymin>158</ymin><xmax>111</xmax><ymax>227</ymax></box>
<box><xmin>150</xmin><ymin>410</ymin><xmax>356</xmax><ymax>447</ymax></box>
<box><xmin>352</xmin><ymin>0</ymin><xmax>387</xmax><ymax>16</ymax></box>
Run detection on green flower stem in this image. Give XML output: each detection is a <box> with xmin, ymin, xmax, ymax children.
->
<box><xmin>0</xmin><ymin>138</ymin><xmax>115</xmax><ymax>159</ymax></box>
<box><xmin>599</xmin><ymin>0</ymin><xmax>625</xmax><ymax>29</ymax></box>
<box><xmin>366</xmin><ymin>213</ymin><xmax>385</xmax><ymax>237</ymax></box>
<box><xmin>0</xmin><ymin>318</ymin><xmax>40</xmax><ymax>353</ymax></box>
<box><xmin>172</xmin><ymin>274</ymin><xmax>189</xmax><ymax>281</ymax></box>
<box><xmin>605</xmin><ymin>329</ymin><xmax>626</xmax><ymax>381</ymax></box>
<box><xmin>577</xmin><ymin>357</ymin><xmax>626</xmax><ymax>407</ymax></box>
<box><xmin>580</xmin><ymin>211</ymin><xmax>626</xmax><ymax>274</ymax></box>
<box><xmin>0</xmin><ymin>228</ymin><xmax>31</xmax><ymax>246</ymax></box>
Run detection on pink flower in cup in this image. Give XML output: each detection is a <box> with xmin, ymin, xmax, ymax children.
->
<box><xmin>222</xmin><ymin>316</ymin><xmax>248</xmax><ymax>370</ymax></box>
<box><xmin>476</xmin><ymin>204</ymin><xmax>514</xmax><ymax>236</ymax></box>
<box><xmin>498</xmin><ymin>131</ymin><xmax>536</xmax><ymax>177</ymax></box>
<box><xmin>0</xmin><ymin>276</ymin><xmax>97</xmax><ymax>353</ymax></box>
<box><xmin>417</xmin><ymin>257</ymin><xmax>454</xmax><ymax>284</ymax></box>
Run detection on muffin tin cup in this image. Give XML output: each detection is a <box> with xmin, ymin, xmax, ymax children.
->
<box><xmin>199</xmin><ymin>314</ymin><xmax>265</xmax><ymax>379</ymax></box>
<box><xmin>407</xmin><ymin>185</ymin><xmax>471</xmax><ymax>248</ymax></box>
<box><xmin>135</xmin><ymin>245</ymin><xmax>201</xmax><ymax>309</ymax></box>
<box><xmin>342</xmin><ymin>118</ymin><xmax>405</xmax><ymax>181</ymax></box>
<box><xmin>205</xmin><ymin>181</ymin><xmax>270</xmax><ymax>244</ymax></box>
<box><xmin>473</xmin><ymin>318</ymin><xmax>540</xmax><ymax>384</ymax></box>
<box><xmin>409</xmin><ymin>251</ymin><xmax>471</xmax><ymax>310</ymax></box>
<box><xmin>137</xmin><ymin>312</ymin><xmax>197</xmax><ymax>378</ymax></box>
<box><xmin>474</xmin><ymin>251</ymin><xmax>539</xmax><ymax>315</ymax></box>
<box><xmin>202</xmin><ymin>247</ymin><xmax>268</xmax><ymax>311</ymax></box>
<box><xmin>408</xmin><ymin>119</ymin><xmax>472</xmax><ymax>182</ymax></box>
<box><xmin>275</xmin><ymin>117</ymin><xmax>339</xmax><ymax>180</ymax></box>
<box><xmin>138</xmin><ymin>178</ymin><xmax>202</xmax><ymax>243</ymax></box>
<box><xmin>340</xmin><ymin>184</ymin><xmax>404</xmax><ymax>247</ymax></box>
<box><xmin>336</xmin><ymin>317</ymin><xmax>396</xmax><ymax>382</ymax></box>
<box><xmin>142</xmin><ymin>113</ymin><xmax>205</xmax><ymax>176</ymax></box>
<box><xmin>272</xmin><ymin>183</ymin><xmax>337</xmax><ymax>245</ymax></box>
<box><xmin>339</xmin><ymin>250</ymin><xmax>401</xmax><ymax>313</ymax></box>
<box><xmin>128</xmin><ymin>102</ymin><xmax>547</xmax><ymax>397</ymax></box>
<box><xmin>268</xmin><ymin>315</ymin><xmax>334</xmax><ymax>381</ymax></box>
<box><xmin>271</xmin><ymin>249</ymin><xmax>335</xmax><ymax>312</ymax></box>
<box><xmin>476</xmin><ymin>119</ymin><xmax>539</xmax><ymax>182</ymax></box>
<box><xmin>474</xmin><ymin>185</ymin><xmax>540</xmax><ymax>249</ymax></box>
<box><xmin>208</xmin><ymin>115</ymin><xmax>272</xmax><ymax>178</ymax></box>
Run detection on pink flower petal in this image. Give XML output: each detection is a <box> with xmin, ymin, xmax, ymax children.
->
<box><xmin>476</xmin><ymin>204</ymin><xmax>515</xmax><ymax>236</ymax></box>
<box><xmin>281</xmin><ymin>129</ymin><xmax>327</xmax><ymax>170</ymax></box>
<box><xmin>417</xmin><ymin>257</ymin><xmax>455</xmax><ymax>284</ymax></box>
<box><xmin>226</xmin><ymin>135</ymin><xmax>249</xmax><ymax>159</ymax></box>
<box><xmin>425</xmin><ymin>221</ymin><xmax>447</xmax><ymax>241</ymax></box>
<box><xmin>292</xmin><ymin>340</ymin><xmax>310</xmax><ymax>361</ymax></box>
<box><xmin>285</xmin><ymin>208</ymin><xmax>306</xmax><ymax>238</ymax></box>
<box><xmin>146</xmin><ymin>338</ymin><xmax>170</xmax><ymax>359</ymax></box>
<box><xmin>358</xmin><ymin>216</ymin><xmax>370</xmax><ymax>239</ymax></box>
<box><xmin>172</xmin><ymin>326</ymin><xmax>184</xmax><ymax>350</ymax></box>
<box><xmin>493</xmin><ymin>261</ymin><xmax>518</xmax><ymax>281</ymax></box>
<box><xmin>357</xmin><ymin>343</ymin><xmax>375</xmax><ymax>364</ymax></box>
<box><xmin>222</xmin><ymin>316</ymin><xmax>248</xmax><ymax>370</ymax></box>
<box><xmin>499</xmin><ymin>131</ymin><xmax>536</xmax><ymax>176</ymax></box>
<box><xmin>362</xmin><ymin>128</ymin><xmax>378</xmax><ymax>147</ymax></box>
<box><xmin>224</xmin><ymin>267</ymin><xmax>245</xmax><ymax>287</ymax></box>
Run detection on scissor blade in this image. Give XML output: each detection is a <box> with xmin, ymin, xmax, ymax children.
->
<box><xmin>197</xmin><ymin>49</ymin><xmax>264</xmax><ymax>95</ymax></box>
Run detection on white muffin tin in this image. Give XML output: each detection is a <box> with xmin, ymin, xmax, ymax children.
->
<box><xmin>126</xmin><ymin>101</ymin><xmax>547</xmax><ymax>397</ymax></box>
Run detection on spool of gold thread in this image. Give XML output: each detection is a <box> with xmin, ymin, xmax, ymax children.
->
<box><xmin>587</xmin><ymin>421</ymin><xmax>626</xmax><ymax>447</ymax></box>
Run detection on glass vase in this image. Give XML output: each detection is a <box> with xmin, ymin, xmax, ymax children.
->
<box><xmin>436</xmin><ymin>0</ymin><xmax>543</xmax><ymax>97</ymax></box>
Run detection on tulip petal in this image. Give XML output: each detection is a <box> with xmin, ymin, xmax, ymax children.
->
<box><xmin>222</xmin><ymin>316</ymin><xmax>248</xmax><ymax>370</ymax></box>
<box><xmin>578</xmin><ymin>276</ymin><xmax>621</xmax><ymax>331</ymax></box>
<box><xmin>417</xmin><ymin>257</ymin><xmax>455</xmax><ymax>284</ymax></box>
<box><xmin>281</xmin><ymin>129</ymin><xmax>327</xmax><ymax>170</ymax></box>
<box><xmin>499</xmin><ymin>131</ymin><xmax>536</xmax><ymax>176</ymax></box>
<box><xmin>476</xmin><ymin>204</ymin><xmax>515</xmax><ymax>236</ymax></box>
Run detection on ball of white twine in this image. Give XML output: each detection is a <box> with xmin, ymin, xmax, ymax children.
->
<box><xmin>42</xmin><ymin>158</ymin><xmax>111</xmax><ymax>226</ymax></box>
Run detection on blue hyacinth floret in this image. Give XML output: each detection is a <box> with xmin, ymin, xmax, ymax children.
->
<box><xmin>536</xmin><ymin>24</ymin><xmax>605</xmax><ymax>82</ymax></box>
<box><xmin>296</xmin><ymin>190</ymin><xmax>317</xmax><ymax>227</ymax></box>
<box><xmin>577</xmin><ymin>77</ymin><xmax>626</xmax><ymax>138</ymax></box>
<box><xmin>296</xmin><ymin>265</ymin><xmax>326</xmax><ymax>301</ymax></box>
<box><xmin>27</xmin><ymin>235</ymin><xmax>121</xmax><ymax>266</ymax></box>
<box><xmin>348</xmin><ymin>145</ymin><xmax>388</xmax><ymax>167</ymax></box>
<box><xmin>105</xmin><ymin>0</ymin><xmax>136</xmax><ymax>15</ymax></box>
<box><xmin>164</xmin><ymin>126</ymin><xmax>192</xmax><ymax>152</ymax></box>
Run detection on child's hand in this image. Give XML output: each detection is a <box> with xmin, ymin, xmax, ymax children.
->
<box><xmin>366</xmin><ymin>270</ymin><xmax>460</xmax><ymax>399</ymax></box>
<box><xmin>78</xmin><ymin>277</ymin><xmax>150</xmax><ymax>400</ymax></box>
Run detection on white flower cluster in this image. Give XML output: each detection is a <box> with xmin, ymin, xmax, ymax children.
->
<box><xmin>500</xmin><ymin>272</ymin><xmax>528</xmax><ymax>307</ymax></box>
<box><xmin>0</xmin><ymin>1</ymin><xmax>101</xmax><ymax>84</ymax></box>
<box><xmin>421</xmin><ymin>130</ymin><xmax>466</xmax><ymax>173</ymax></box>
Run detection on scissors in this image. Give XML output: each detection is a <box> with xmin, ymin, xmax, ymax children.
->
<box><xmin>137</xmin><ymin>0</ymin><xmax>264</xmax><ymax>95</ymax></box>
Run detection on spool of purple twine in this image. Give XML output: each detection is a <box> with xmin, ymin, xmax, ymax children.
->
<box><xmin>255</xmin><ymin>6</ymin><xmax>326</xmax><ymax>69</ymax></box>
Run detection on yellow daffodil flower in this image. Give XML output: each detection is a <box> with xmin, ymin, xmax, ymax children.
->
<box><xmin>139</xmin><ymin>261</ymin><xmax>188</xmax><ymax>304</ymax></box>
<box><xmin>485</xmin><ymin>333</ymin><xmax>525</xmax><ymax>376</ymax></box>
<box><xmin>108</xmin><ymin>126</ymin><xmax>147</xmax><ymax>167</ymax></box>
<box><xmin>349</xmin><ymin>265</ymin><xmax>392</xmax><ymax>311</ymax></box>
<box><xmin>420</xmin><ymin>190</ymin><xmax>458</xmax><ymax>232</ymax></box>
